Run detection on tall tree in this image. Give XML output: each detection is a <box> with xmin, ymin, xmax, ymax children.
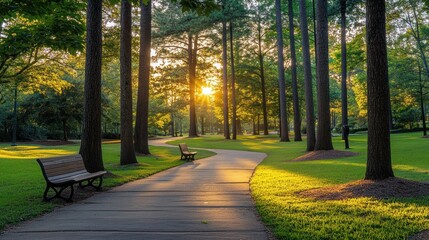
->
<box><xmin>221</xmin><ymin>5</ymin><xmax>230</xmax><ymax>139</ymax></box>
<box><xmin>288</xmin><ymin>0</ymin><xmax>301</xmax><ymax>141</ymax></box>
<box><xmin>230</xmin><ymin>20</ymin><xmax>237</xmax><ymax>140</ymax></box>
<box><xmin>365</xmin><ymin>0</ymin><xmax>394</xmax><ymax>180</ymax></box>
<box><xmin>275</xmin><ymin>0</ymin><xmax>290</xmax><ymax>142</ymax></box>
<box><xmin>188</xmin><ymin>32</ymin><xmax>199</xmax><ymax>137</ymax></box>
<box><xmin>418</xmin><ymin>64</ymin><xmax>427</xmax><ymax>136</ymax></box>
<box><xmin>120</xmin><ymin>0</ymin><xmax>137</xmax><ymax>165</ymax></box>
<box><xmin>340</xmin><ymin>0</ymin><xmax>349</xmax><ymax>149</ymax></box>
<box><xmin>257</xmin><ymin>19</ymin><xmax>269</xmax><ymax>136</ymax></box>
<box><xmin>314</xmin><ymin>0</ymin><xmax>333</xmax><ymax>150</ymax></box>
<box><xmin>299</xmin><ymin>0</ymin><xmax>316</xmax><ymax>151</ymax></box>
<box><xmin>135</xmin><ymin>0</ymin><xmax>151</xmax><ymax>154</ymax></box>
<box><xmin>80</xmin><ymin>0</ymin><xmax>104</xmax><ymax>172</ymax></box>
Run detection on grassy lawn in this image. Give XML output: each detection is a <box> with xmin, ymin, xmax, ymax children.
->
<box><xmin>0</xmin><ymin>141</ymin><xmax>214</xmax><ymax>232</ymax></box>
<box><xmin>168</xmin><ymin>132</ymin><xmax>429</xmax><ymax>239</ymax></box>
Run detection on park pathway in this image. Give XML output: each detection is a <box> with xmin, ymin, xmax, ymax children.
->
<box><xmin>1</xmin><ymin>138</ymin><xmax>269</xmax><ymax>240</ymax></box>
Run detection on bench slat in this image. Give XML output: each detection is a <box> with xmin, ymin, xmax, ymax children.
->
<box><xmin>44</xmin><ymin>164</ymin><xmax>86</xmax><ymax>178</ymax></box>
<box><xmin>39</xmin><ymin>155</ymin><xmax>83</xmax><ymax>165</ymax></box>
<box><xmin>50</xmin><ymin>171</ymin><xmax>107</xmax><ymax>184</ymax></box>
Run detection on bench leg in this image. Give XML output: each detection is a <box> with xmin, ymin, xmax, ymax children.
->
<box><xmin>43</xmin><ymin>184</ymin><xmax>74</xmax><ymax>202</ymax></box>
<box><xmin>79</xmin><ymin>176</ymin><xmax>103</xmax><ymax>191</ymax></box>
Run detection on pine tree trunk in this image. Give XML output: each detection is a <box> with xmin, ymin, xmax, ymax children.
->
<box><xmin>288</xmin><ymin>0</ymin><xmax>302</xmax><ymax>142</ymax></box>
<box><xmin>257</xmin><ymin>115</ymin><xmax>261</xmax><ymax>134</ymax></box>
<box><xmin>299</xmin><ymin>0</ymin><xmax>316</xmax><ymax>151</ymax></box>
<box><xmin>221</xmin><ymin>17</ymin><xmax>230</xmax><ymax>139</ymax></box>
<box><xmin>200</xmin><ymin>115</ymin><xmax>205</xmax><ymax>135</ymax></box>
<box><xmin>80</xmin><ymin>0</ymin><xmax>104</xmax><ymax>172</ymax></box>
<box><xmin>365</xmin><ymin>0</ymin><xmax>394</xmax><ymax>180</ymax></box>
<box><xmin>134</xmin><ymin>0</ymin><xmax>151</xmax><ymax>155</ymax></box>
<box><xmin>62</xmin><ymin>119</ymin><xmax>68</xmax><ymax>141</ymax></box>
<box><xmin>257</xmin><ymin>21</ymin><xmax>269</xmax><ymax>136</ymax></box>
<box><xmin>230</xmin><ymin>20</ymin><xmax>237</xmax><ymax>140</ymax></box>
<box><xmin>418</xmin><ymin>65</ymin><xmax>427</xmax><ymax>136</ymax></box>
<box><xmin>340</xmin><ymin>0</ymin><xmax>349</xmax><ymax>149</ymax></box>
<box><xmin>119</xmin><ymin>0</ymin><xmax>137</xmax><ymax>165</ymax></box>
<box><xmin>188</xmin><ymin>32</ymin><xmax>198</xmax><ymax>137</ymax></box>
<box><xmin>314</xmin><ymin>0</ymin><xmax>333</xmax><ymax>150</ymax></box>
<box><xmin>275</xmin><ymin>0</ymin><xmax>290</xmax><ymax>142</ymax></box>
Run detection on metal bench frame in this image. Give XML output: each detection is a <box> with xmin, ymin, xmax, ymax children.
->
<box><xmin>37</xmin><ymin>154</ymin><xmax>107</xmax><ymax>202</ymax></box>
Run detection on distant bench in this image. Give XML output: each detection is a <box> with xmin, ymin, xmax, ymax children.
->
<box><xmin>179</xmin><ymin>143</ymin><xmax>197</xmax><ymax>161</ymax></box>
<box><xmin>37</xmin><ymin>154</ymin><xmax>107</xmax><ymax>202</ymax></box>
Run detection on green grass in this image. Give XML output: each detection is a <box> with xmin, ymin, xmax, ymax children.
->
<box><xmin>168</xmin><ymin>132</ymin><xmax>429</xmax><ymax>239</ymax></box>
<box><xmin>0</xmin><ymin>141</ymin><xmax>214</xmax><ymax>231</ymax></box>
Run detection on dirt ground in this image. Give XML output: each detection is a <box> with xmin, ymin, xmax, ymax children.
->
<box><xmin>292</xmin><ymin>149</ymin><xmax>358</xmax><ymax>161</ymax></box>
<box><xmin>299</xmin><ymin>177</ymin><xmax>429</xmax><ymax>200</ymax></box>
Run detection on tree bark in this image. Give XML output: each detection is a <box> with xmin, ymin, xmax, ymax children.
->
<box><xmin>288</xmin><ymin>0</ymin><xmax>301</xmax><ymax>142</ymax></box>
<box><xmin>299</xmin><ymin>0</ymin><xmax>315</xmax><ymax>151</ymax></box>
<box><xmin>275</xmin><ymin>0</ymin><xmax>290</xmax><ymax>142</ymax></box>
<box><xmin>418</xmin><ymin>64</ymin><xmax>427</xmax><ymax>136</ymax></box>
<box><xmin>200</xmin><ymin>115</ymin><xmax>205</xmax><ymax>135</ymax></box>
<box><xmin>365</xmin><ymin>0</ymin><xmax>394</xmax><ymax>180</ymax></box>
<box><xmin>312</xmin><ymin>0</ymin><xmax>317</xmax><ymax>68</ymax></box>
<box><xmin>230</xmin><ymin>20</ymin><xmax>237</xmax><ymax>140</ymax></box>
<box><xmin>314</xmin><ymin>0</ymin><xmax>333</xmax><ymax>150</ymax></box>
<box><xmin>120</xmin><ymin>0</ymin><xmax>137</xmax><ymax>165</ymax></box>
<box><xmin>134</xmin><ymin>0</ymin><xmax>151</xmax><ymax>155</ymax></box>
<box><xmin>340</xmin><ymin>0</ymin><xmax>349</xmax><ymax>149</ymax></box>
<box><xmin>62</xmin><ymin>119</ymin><xmax>68</xmax><ymax>141</ymax></box>
<box><xmin>80</xmin><ymin>0</ymin><xmax>104</xmax><ymax>172</ymax></box>
<box><xmin>188</xmin><ymin>32</ymin><xmax>198</xmax><ymax>137</ymax></box>
<box><xmin>257</xmin><ymin>21</ymin><xmax>269</xmax><ymax>136</ymax></box>
<box><xmin>222</xmin><ymin>16</ymin><xmax>230</xmax><ymax>139</ymax></box>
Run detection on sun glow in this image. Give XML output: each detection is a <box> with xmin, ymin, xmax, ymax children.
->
<box><xmin>202</xmin><ymin>87</ymin><xmax>213</xmax><ymax>95</ymax></box>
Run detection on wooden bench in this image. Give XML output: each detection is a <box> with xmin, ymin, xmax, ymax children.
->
<box><xmin>37</xmin><ymin>154</ymin><xmax>107</xmax><ymax>202</ymax></box>
<box><xmin>179</xmin><ymin>143</ymin><xmax>197</xmax><ymax>161</ymax></box>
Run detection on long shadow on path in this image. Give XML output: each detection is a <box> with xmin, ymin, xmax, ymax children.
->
<box><xmin>1</xmin><ymin>138</ymin><xmax>269</xmax><ymax>240</ymax></box>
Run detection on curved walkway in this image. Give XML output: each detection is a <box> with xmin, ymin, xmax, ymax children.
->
<box><xmin>1</xmin><ymin>138</ymin><xmax>268</xmax><ymax>240</ymax></box>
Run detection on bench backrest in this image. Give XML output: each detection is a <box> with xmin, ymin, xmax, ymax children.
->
<box><xmin>179</xmin><ymin>143</ymin><xmax>190</xmax><ymax>153</ymax></box>
<box><xmin>37</xmin><ymin>154</ymin><xmax>87</xmax><ymax>180</ymax></box>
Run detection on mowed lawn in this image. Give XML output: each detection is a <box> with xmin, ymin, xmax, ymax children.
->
<box><xmin>169</xmin><ymin>132</ymin><xmax>429</xmax><ymax>239</ymax></box>
<box><xmin>0</xmin><ymin>141</ymin><xmax>213</xmax><ymax>232</ymax></box>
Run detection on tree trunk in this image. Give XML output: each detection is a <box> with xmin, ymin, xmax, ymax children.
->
<box><xmin>275</xmin><ymin>0</ymin><xmax>290</xmax><ymax>142</ymax></box>
<box><xmin>222</xmin><ymin>16</ymin><xmax>230</xmax><ymax>140</ymax></box>
<box><xmin>314</xmin><ymin>0</ymin><xmax>333</xmax><ymax>151</ymax></box>
<box><xmin>410</xmin><ymin>6</ymin><xmax>429</xmax><ymax>82</ymax></box>
<box><xmin>288</xmin><ymin>0</ymin><xmax>302</xmax><ymax>142</ymax></box>
<box><xmin>237</xmin><ymin>119</ymin><xmax>243</xmax><ymax>135</ymax></box>
<box><xmin>171</xmin><ymin>112</ymin><xmax>175</xmax><ymax>137</ymax></box>
<box><xmin>299</xmin><ymin>0</ymin><xmax>316</xmax><ymax>151</ymax></box>
<box><xmin>80</xmin><ymin>0</ymin><xmax>104</xmax><ymax>172</ymax></box>
<box><xmin>188</xmin><ymin>32</ymin><xmax>198</xmax><ymax>137</ymax></box>
<box><xmin>312</xmin><ymin>0</ymin><xmax>317</xmax><ymax>67</ymax></box>
<box><xmin>230</xmin><ymin>20</ymin><xmax>237</xmax><ymax>140</ymax></box>
<box><xmin>257</xmin><ymin>21</ymin><xmax>269</xmax><ymax>136</ymax></box>
<box><xmin>365</xmin><ymin>0</ymin><xmax>394</xmax><ymax>180</ymax></box>
<box><xmin>418</xmin><ymin>64</ymin><xmax>427</xmax><ymax>136</ymax></box>
<box><xmin>200</xmin><ymin>115</ymin><xmax>205</xmax><ymax>135</ymax></box>
<box><xmin>119</xmin><ymin>0</ymin><xmax>137</xmax><ymax>165</ymax></box>
<box><xmin>340</xmin><ymin>0</ymin><xmax>349</xmax><ymax>149</ymax></box>
<box><xmin>62</xmin><ymin>119</ymin><xmax>68</xmax><ymax>141</ymax></box>
<box><xmin>134</xmin><ymin>0</ymin><xmax>151</xmax><ymax>155</ymax></box>
<box><xmin>11</xmin><ymin>83</ymin><xmax>17</xmax><ymax>146</ymax></box>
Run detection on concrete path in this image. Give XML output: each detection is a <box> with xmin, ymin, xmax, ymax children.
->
<box><xmin>1</xmin><ymin>138</ymin><xmax>268</xmax><ymax>240</ymax></box>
